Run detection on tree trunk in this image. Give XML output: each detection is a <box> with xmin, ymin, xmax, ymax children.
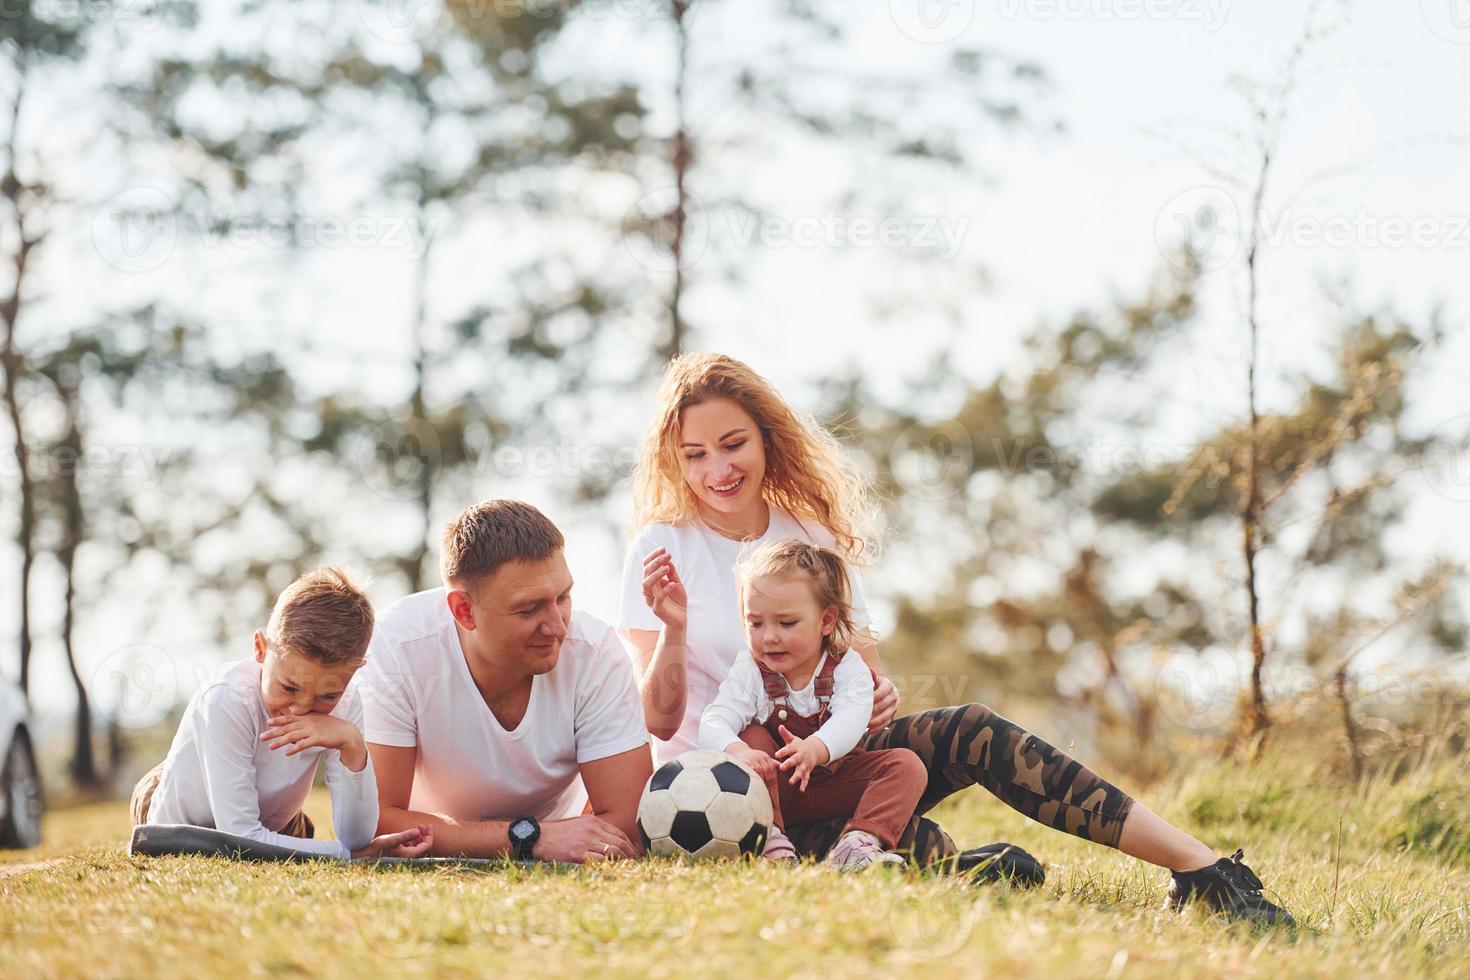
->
<box><xmin>666</xmin><ymin>0</ymin><xmax>691</xmax><ymax>358</ymax></box>
<box><xmin>0</xmin><ymin>298</ymin><xmax>35</xmax><ymax>697</ymax></box>
<box><xmin>0</xmin><ymin>73</ymin><xmax>36</xmax><ymax>697</ymax></box>
<box><xmin>63</xmin><ymin>545</ymin><xmax>98</xmax><ymax>787</ymax></box>
<box><xmin>1336</xmin><ymin>666</ymin><xmax>1363</xmax><ymax>781</ymax></box>
<box><xmin>1241</xmin><ymin>485</ymin><xmax>1269</xmax><ymax>745</ymax></box>
<box><xmin>56</xmin><ymin>383</ymin><xmax>99</xmax><ymax>786</ymax></box>
<box><xmin>1237</xmin><ymin>147</ymin><xmax>1273</xmax><ymax>755</ymax></box>
<box><xmin>406</xmin><ymin>195</ymin><xmax>435</xmax><ymax>593</ymax></box>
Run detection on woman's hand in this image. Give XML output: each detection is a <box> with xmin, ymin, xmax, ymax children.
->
<box><xmin>352</xmin><ymin>825</ymin><xmax>433</xmax><ymax>859</ymax></box>
<box><xmin>641</xmin><ymin>547</ymin><xmax>688</xmax><ymax>632</ymax></box>
<box><xmin>867</xmin><ymin>675</ymin><xmax>899</xmax><ymax>732</ymax></box>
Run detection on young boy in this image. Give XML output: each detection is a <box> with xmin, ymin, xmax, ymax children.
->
<box><xmin>130</xmin><ymin>567</ymin><xmax>432</xmax><ymax>859</ymax></box>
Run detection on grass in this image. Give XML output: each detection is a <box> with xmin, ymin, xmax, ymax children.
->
<box><xmin>3</xmin><ymin>748</ymin><xmax>1468</xmax><ymax>979</ymax></box>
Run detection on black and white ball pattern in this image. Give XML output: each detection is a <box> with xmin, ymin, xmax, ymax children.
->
<box><xmin>638</xmin><ymin>749</ymin><xmax>774</xmax><ymax>859</ymax></box>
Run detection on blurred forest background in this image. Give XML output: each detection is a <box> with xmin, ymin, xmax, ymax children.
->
<box><xmin>1</xmin><ymin>0</ymin><xmax>1466</xmax><ymax>801</ymax></box>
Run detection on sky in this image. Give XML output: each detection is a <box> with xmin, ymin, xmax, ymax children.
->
<box><xmin>7</xmin><ymin>0</ymin><xmax>1469</xmax><ymax>727</ymax></box>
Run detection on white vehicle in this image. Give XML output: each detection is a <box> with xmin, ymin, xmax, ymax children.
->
<box><xmin>0</xmin><ymin>678</ymin><xmax>43</xmax><ymax>849</ymax></box>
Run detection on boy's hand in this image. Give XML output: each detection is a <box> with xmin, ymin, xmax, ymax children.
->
<box><xmin>640</xmin><ymin>548</ymin><xmax>688</xmax><ymax>632</ymax></box>
<box><xmin>352</xmin><ymin>825</ymin><xmax>433</xmax><ymax>859</ymax></box>
<box><xmin>724</xmin><ymin>742</ymin><xmax>778</xmax><ymax>784</ymax></box>
<box><xmin>773</xmin><ymin>725</ymin><xmax>830</xmax><ymax>792</ymax></box>
<box><xmin>262</xmin><ymin>713</ymin><xmax>367</xmax><ymax>770</ymax></box>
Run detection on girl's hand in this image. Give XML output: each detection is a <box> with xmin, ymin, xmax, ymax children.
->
<box><xmin>774</xmin><ymin>725</ymin><xmax>830</xmax><ymax>792</ymax></box>
<box><xmin>640</xmin><ymin>548</ymin><xmax>688</xmax><ymax>632</ymax></box>
<box><xmin>352</xmin><ymin>825</ymin><xmax>433</xmax><ymax>859</ymax></box>
<box><xmin>868</xmin><ymin>675</ymin><xmax>899</xmax><ymax>732</ymax></box>
<box><xmin>724</xmin><ymin>743</ymin><xmax>779</xmax><ymax>784</ymax></box>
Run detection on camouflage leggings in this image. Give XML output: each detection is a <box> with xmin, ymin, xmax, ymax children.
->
<box><xmin>786</xmin><ymin>703</ymin><xmax>1136</xmax><ymax>865</ymax></box>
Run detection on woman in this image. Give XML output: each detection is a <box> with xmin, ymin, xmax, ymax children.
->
<box><xmin>618</xmin><ymin>353</ymin><xmax>1292</xmax><ymax>925</ymax></box>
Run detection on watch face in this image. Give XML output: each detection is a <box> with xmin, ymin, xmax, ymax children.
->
<box><xmin>511</xmin><ymin>819</ymin><xmax>535</xmax><ymax>840</ymax></box>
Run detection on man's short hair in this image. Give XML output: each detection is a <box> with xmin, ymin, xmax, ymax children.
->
<box><xmin>441</xmin><ymin>499</ymin><xmax>565</xmax><ymax>589</ymax></box>
<box><xmin>267</xmin><ymin>566</ymin><xmax>375</xmax><ymax>666</ymax></box>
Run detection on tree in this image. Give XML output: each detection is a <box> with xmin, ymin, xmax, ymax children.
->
<box><xmin>24</xmin><ymin>310</ymin><xmax>304</xmax><ymax>786</ymax></box>
<box><xmin>0</xmin><ymin>3</ymin><xmax>85</xmax><ymax>697</ymax></box>
<box><xmin>122</xmin><ymin>0</ymin><xmax>647</xmax><ymax>591</ymax></box>
<box><xmin>625</xmin><ymin>0</ymin><xmax>1058</xmax><ymax>356</ymax></box>
<box><xmin>842</xmin><ymin>260</ymin><xmax>1463</xmax><ymax>772</ymax></box>
<box><xmin>837</xmin><ymin>0</ymin><xmax>1464</xmax><ymax>772</ymax></box>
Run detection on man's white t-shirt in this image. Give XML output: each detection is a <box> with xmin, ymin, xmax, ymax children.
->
<box><xmin>146</xmin><ymin>657</ymin><xmax>379</xmax><ymax>859</ymax></box>
<box><xmin>617</xmin><ymin>508</ymin><xmax>874</xmax><ymax>764</ymax></box>
<box><xmin>360</xmin><ymin>588</ymin><xmax>650</xmax><ymax>822</ymax></box>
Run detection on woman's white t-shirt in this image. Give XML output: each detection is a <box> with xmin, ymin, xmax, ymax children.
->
<box><xmin>617</xmin><ymin>508</ymin><xmax>873</xmax><ymax>764</ymax></box>
<box><xmin>361</xmin><ymin>588</ymin><xmax>651</xmax><ymax>822</ymax></box>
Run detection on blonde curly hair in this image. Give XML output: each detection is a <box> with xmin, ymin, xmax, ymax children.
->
<box><xmin>630</xmin><ymin>353</ymin><xmax>876</xmax><ymax>562</ymax></box>
<box><xmin>736</xmin><ymin>540</ymin><xmax>859</xmax><ymax>657</ymax></box>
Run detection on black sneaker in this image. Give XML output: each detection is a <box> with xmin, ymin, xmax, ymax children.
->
<box><xmin>1166</xmin><ymin>849</ymin><xmax>1295</xmax><ymax>926</ymax></box>
<box><xmin>952</xmin><ymin>842</ymin><xmax>1046</xmax><ymax>888</ymax></box>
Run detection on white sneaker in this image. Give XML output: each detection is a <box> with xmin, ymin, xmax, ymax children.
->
<box><xmin>826</xmin><ymin>830</ymin><xmax>905</xmax><ymax>871</ymax></box>
<box><xmin>762</xmin><ymin>828</ymin><xmax>798</xmax><ymax>861</ymax></box>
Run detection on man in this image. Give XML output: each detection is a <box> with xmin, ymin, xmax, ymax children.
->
<box><xmin>362</xmin><ymin>499</ymin><xmax>653</xmax><ymax>862</ymax></box>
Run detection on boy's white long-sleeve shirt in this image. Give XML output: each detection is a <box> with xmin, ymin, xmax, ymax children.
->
<box><xmin>146</xmin><ymin>657</ymin><xmax>379</xmax><ymax>858</ymax></box>
<box><xmin>698</xmin><ymin>650</ymin><xmax>873</xmax><ymax>762</ymax></box>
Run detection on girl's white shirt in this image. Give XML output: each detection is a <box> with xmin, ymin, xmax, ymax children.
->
<box><xmin>618</xmin><ymin>507</ymin><xmax>874</xmax><ymax>764</ymax></box>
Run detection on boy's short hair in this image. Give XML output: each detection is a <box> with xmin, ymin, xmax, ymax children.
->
<box><xmin>441</xmin><ymin>499</ymin><xmax>565</xmax><ymax>589</ymax></box>
<box><xmin>266</xmin><ymin>566</ymin><xmax>375</xmax><ymax>667</ymax></box>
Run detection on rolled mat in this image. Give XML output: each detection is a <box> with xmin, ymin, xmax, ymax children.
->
<box><xmin>128</xmin><ymin>824</ymin><xmax>520</xmax><ymax>867</ymax></box>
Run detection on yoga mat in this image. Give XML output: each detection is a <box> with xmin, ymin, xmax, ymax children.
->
<box><xmin>128</xmin><ymin>824</ymin><xmax>527</xmax><ymax>867</ymax></box>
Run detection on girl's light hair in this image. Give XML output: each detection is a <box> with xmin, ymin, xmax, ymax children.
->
<box><xmin>630</xmin><ymin>352</ymin><xmax>876</xmax><ymax>562</ymax></box>
<box><xmin>736</xmin><ymin>540</ymin><xmax>857</xmax><ymax>657</ymax></box>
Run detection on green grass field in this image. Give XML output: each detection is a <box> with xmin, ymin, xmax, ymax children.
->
<box><xmin>3</xmin><ymin>749</ymin><xmax>1467</xmax><ymax>979</ymax></box>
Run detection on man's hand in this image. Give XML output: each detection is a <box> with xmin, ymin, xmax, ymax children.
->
<box><xmin>641</xmin><ymin>548</ymin><xmax>688</xmax><ymax>632</ymax></box>
<box><xmin>774</xmin><ymin>725</ymin><xmax>831</xmax><ymax>791</ymax></box>
<box><xmin>724</xmin><ymin>742</ymin><xmax>778</xmax><ymax>784</ymax></box>
<box><xmin>352</xmin><ymin>825</ymin><xmax>434</xmax><ymax>859</ymax></box>
<box><xmin>262</xmin><ymin>713</ymin><xmax>368</xmax><ymax>771</ymax></box>
<box><xmin>533</xmin><ymin>815</ymin><xmax>638</xmax><ymax>864</ymax></box>
<box><xmin>868</xmin><ymin>675</ymin><xmax>899</xmax><ymax>732</ymax></box>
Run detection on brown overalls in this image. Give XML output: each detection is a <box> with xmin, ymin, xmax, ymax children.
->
<box><xmin>738</xmin><ymin>651</ymin><xmax>926</xmax><ymax>850</ymax></box>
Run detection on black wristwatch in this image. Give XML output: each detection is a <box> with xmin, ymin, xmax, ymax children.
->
<box><xmin>508</xmin><ymin>816</ymin><xmax>540</xmax><ymax>860</ymax></box>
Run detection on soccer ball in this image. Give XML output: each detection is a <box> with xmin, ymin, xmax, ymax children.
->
<box><xmin>638</xmin><ymin>749</ymin><xmax>774</xmax><ymax>859</ymax></box>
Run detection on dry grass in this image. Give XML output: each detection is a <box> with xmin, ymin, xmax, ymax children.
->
<box><xmin>2</xmin><ymin>748</ymin><xmax>1467</xmax><ymax>979</ymax></box>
